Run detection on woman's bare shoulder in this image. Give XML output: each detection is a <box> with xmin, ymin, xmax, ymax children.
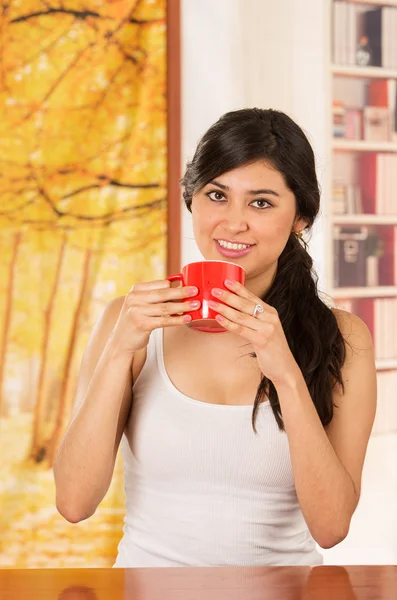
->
<box><xmin>331</xmin><ymin>307</ymin><xmax>373</xmax><ymax>360</ymax></box>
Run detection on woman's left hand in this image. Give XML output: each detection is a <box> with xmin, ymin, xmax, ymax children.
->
<box><xmin>209</xmin><ymin>279</ymin><xmax>301</xmax><ymax>387</ymax></box>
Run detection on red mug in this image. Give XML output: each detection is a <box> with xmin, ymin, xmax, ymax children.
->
<box><xmin>167</xmin><ymin>260</ymin><xmax>246</xmax><ymax>333</ymax></box>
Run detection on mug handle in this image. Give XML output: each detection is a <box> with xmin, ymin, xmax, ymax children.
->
<box><xmin>166</xmin><ymin>273</ymin><xmax>187</xmax><ymax>317</ymax></box>
<box><xmin>167</xmin><ymin>273</ymin><xmax>185</xmax><ymax>286</ymax></box>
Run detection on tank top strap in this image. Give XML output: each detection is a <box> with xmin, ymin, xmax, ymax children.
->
<box><xmin>147</xmin><ymin>327</ymin><xmax>161</xmax><ymax>364</ymax></box>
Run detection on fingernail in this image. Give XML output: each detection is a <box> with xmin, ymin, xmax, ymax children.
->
<box><xmin>183</xmin><ymin>314</ymin><xmax>192</xmax><ymax>322</ymax></box>
<box><xmin>188</xmin><ymin>286</ymin><xmax>198</xmax><ymax>296</ymax></box>
<box><xmin>211</xmin><ymin>288</ymin><xmax>223</xmax><ymax>297</ymax></box>
<box><xmin>215</xmin><ymin>314</ymin><xmax>225</xmax><ymax>322</ymax></box>
<box><xmin>225</xmin><ymin>279</ymin><xmax>235</xmax><ymax>286</ymax></box>
<box><xmin>190</xmin><ymin>300</ymin><xmax>200</xmax><ymax>309</ymax></box>
<box><xmin>208</xmin><ymin>300</ymin><xmax>218</xmax><ymax>309</ymax></box>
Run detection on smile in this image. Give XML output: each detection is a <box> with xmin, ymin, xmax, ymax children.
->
<box><xmin>214</xmin><ymin>239</ymin><xmax>255</xmax><ymax>258</ymax></box>
<box><xmin>216</xmin><ymin>239</ymin><xmax>253</xmax><ymax>250</ymax></box>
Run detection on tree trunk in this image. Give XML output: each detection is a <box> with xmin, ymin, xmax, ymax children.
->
<box><xmin>0</xmin><ymin>231</ymin><xmax>22</xmax><ymax>418</ymax></box>
<box><xmin>29</xmin><ymin>234</ymin><xmax>67</xmax><ymax>463</ymax></box>
<box><xmin>46</xmin><ymin>248</ymin><xmax>93</xmax><ymax>466</ymax></box>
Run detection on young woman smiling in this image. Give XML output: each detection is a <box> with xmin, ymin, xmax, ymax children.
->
<box><xmin>54</xmin><ymin>108</ymin><xmax>377</xmax><ymax>568</ymax></box>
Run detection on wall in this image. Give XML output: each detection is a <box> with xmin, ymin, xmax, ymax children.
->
<box><xmin>181</xmin><ymin>0</ymin><xmax>244</xmax><ymax>266</ymax></box>
<box><xmin>181</xmin><ymin>0</ymin><xmax>329</xmax><ymax>289</ymax></box>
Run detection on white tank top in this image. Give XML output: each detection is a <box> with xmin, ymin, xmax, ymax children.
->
<box><xmin>114</xmin><ymin>328</ymin><xmax>323</xmax><ymax>567</ymax></box>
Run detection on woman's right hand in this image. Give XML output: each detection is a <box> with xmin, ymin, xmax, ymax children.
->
<box><xmin>109</xmin><ymin>280</ymin><xmax>200</xmax><ymax>355</ymax></box>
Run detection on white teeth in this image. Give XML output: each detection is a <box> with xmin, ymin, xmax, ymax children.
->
<box><xmin>217</xmin><ymin>240</ymin><xmax>251</xmax><ymax>250</ymax></box>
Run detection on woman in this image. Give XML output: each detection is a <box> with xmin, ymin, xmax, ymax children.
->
<box><xmin>54</xmin><ymin>108</ymin><xmax>377</xmax><ymax>567</ymax></box>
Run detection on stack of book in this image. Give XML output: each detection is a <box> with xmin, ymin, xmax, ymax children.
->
<box><xmin>356</xmin><ymin>298</ymin><xmax>397</xmax><ymax>359</ymax></box>
<box><xmin>360</xmin><ymin>154</ymin><xmax>397</xmax><ymax>214</ymax></box>
<box><xmin>332</xmin><ymin>182</ymin><xmax>362</xmax><ymax>214</ymax></box>
<box><xmin>333</xmin><ymin>101</ymin><xmax>346</xmax><ymax>137</ymax></box>
<box><xmin>333</xmin><ymin>1</ymin><xmax>360</xmax><ymax>65</ymax></box>
<box><xmin>333</xmin><ymin>80</ymin><xmax>397</xmax><ymax>142</ymax></box>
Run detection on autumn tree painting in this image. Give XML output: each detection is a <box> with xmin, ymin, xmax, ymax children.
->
<box><xmin>0</xmin><ymin>0</ymin><xmax>167</xmax><ymax>567</ymax></box>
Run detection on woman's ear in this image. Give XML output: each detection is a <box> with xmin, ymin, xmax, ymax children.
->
<box><xmin>292</xmin><ymin>216</ymin><xmax>309</xmax><ymax>235</ymax></box>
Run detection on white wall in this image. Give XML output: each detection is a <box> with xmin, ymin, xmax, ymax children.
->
<box><xmin>181</xmin><ymin>0</ymin><xmax>329</xmax><ymax>289</ymax></box>
<box><xmin>181</xmin><ymin>0</ymin><xmax>245</xmax><ymax>266</ymax></box>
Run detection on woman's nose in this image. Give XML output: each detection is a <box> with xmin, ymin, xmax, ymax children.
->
<box><xmin>222</xmin><ymin>206</ymin><xmax>249</xmax><ymax>233</ymax></box>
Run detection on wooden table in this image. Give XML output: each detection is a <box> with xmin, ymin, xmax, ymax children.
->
<box><xmin>0</xmin><ymin>566</ymin><xmax>396</xmax><ymax>599</ymax></box>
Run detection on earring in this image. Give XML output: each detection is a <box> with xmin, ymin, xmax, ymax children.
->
<box><xmin>293</xmin><ymin>230</ymin><xmax>303</xmax><ymax>239</ymax></box>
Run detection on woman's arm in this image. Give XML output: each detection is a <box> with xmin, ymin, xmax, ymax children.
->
<box><xmin>206</xmin><ymin>280</ymin><xmax>376</xmax><ymax>549</ymax></box>
<box><xmin>54</xmin><ymin>280</ymin><xmax>197</xmax><ymax>523</ymax></box>
<box><xmin>275</xmin><ymin>309</ymin><xmax>377</xmax><ymax>548</ymax></box>
<box><xmin>54</xmin><ymin>297</ymin><xmax>133</xmax><ymax>523</ymax></box>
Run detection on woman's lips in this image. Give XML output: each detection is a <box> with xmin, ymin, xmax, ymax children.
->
<box><xmin>214</xmin><ymin>240</ymin><xmax>254</xmax><ymax>258</ymax></box>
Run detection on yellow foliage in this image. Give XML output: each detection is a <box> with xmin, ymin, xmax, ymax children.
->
<box><xmin>0</xmin><ymin>0</ymin><xmax>167</xmax><ymax>567</ymax></box>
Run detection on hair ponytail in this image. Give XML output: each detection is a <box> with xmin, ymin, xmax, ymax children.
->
<box><xmin>252</xmin><ymin>233</ymin><xmax>346</xmax><ymax>431</ymax></box>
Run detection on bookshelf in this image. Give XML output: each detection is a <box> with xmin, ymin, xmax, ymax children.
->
<box><xmin>332</xmin><ymin>65</ymin><xmax>397</xmax><ymax>78</ymax></box>
<box><xmin>330</xmin><ymin>286</ymin><xmax>397</xmax><ymax>299</ymax></box>
<box><xmin>329</xmin><ymin>0</ymin><xmax>397</xmax><ymax>435</ymax></box>
<box><xmin>332</xmin><ymin>140</ymin><xmax>397</xmax><ymax>151</ymax></box>
<box><xmin>331</xmin><ymin>214</ymin><xmax>397</xmax><ymax>224</ymax></box>
<box><xmin>347</xmin><ymin>0</ymin><xmax>397</xmax><ymax>6</ymax></box>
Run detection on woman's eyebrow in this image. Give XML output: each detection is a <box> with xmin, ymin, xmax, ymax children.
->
<box><xmin>208</xmin><ymin>180</ymin><xmax>279</xmax><ymax>197</ymax></box>
<box><xmin>208</xmin><ymin>180</ymin><xmax>228</xmax><ymax>190</ymax></box>
<box><xmin>248</xmin><ymin>188</ymin><xmax>280</xmax><ymax>197</ymax></box>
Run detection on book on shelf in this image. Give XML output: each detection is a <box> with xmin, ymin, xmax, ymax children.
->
<box><xmin>333</xmin><ymin>226</ymin><xmax>397</xmax><ymax>287</ymax></box>
<box><xmin>333</xmin><ymin>1</ymin><xmax>358</xmax><ymax>66</ymax></box>
<box><xmin>368</xmin><ymin>79</ymin><xmax>397</xmax><ymax>142</ymax></box>
<box><xmin>363</xmin><ymin>106</ymin><xmax>390</xmax><ymax>142</ymax></box>
<box><xmin>332</xmin><ymin>101</ymin><xmax>346</xmax><ymax>137</ymax></box>
<box><xmin>345</xmin><ymin>108</ymin><xmax>363</xmax><ymax>140</ymax></box>
<box><xmin>333</xmin><ymin>226</ymin><xmax>369</xmax><ymax>286</ymax></box>
<box><xmin>355</xmin><ymin>297</ymin><xmax>397</xmax><ymax>360</ymax></box>
<box><xmin>359</xmin><ymin>153</ymin><xmax>397</xmax><ymax>214</ymax></box>
<box><xmin>332</xmin><ymin>102</ymin><xmax>363</xmax><ymax>141</ymax></box>
<box><xmin>332</xmin><ymin>182</ymin><xmax>362</xmax><ymax>214</ymax></box>
<box><xmin>377</xmin><ymin>226</ymin><xmax>397</xmax><ymax>285</ymax></box>
<box><xmin>364</xmin><ymin>6</ymin><xmax>397</xmax><ymax>69</ymax></box>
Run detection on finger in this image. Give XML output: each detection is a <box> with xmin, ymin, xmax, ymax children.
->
<box><xmin>223</xmin><ymin>280</ymin><xmax>276</xmax><ymax>313</ymax></box>
<box><xmin>153</xmin><ymin>314</ymin><xmax>194</xmax><ymax>327</ymax></box>
<box><xmin>145</xmin><ymin>299</ymin><xmax>201</xmax><ymax>317</ymax></box>
<box><xmin>132</xmin><ymin>279</ymin><xmax>172</xmax><ymax>292</ymax></box>
<box><xmin>211</xmin><ymin>287</ymin><xmax>258</xmax><ymax>316</ymax></box>
<box><xmin>129</xmin><ymin>284</ymin><xmax>199</xmax><ymax>305</ymax></box>
<box><xmin>127</xmin><ymin>309</ymin><xmax>193</xmax><ymax>328</ymax></box>
<box><xmin>214</xmin><ymin>314</ymin><xmax>261</xmax><ymax>340</ymax></box>
<box><xmin>209</xmin><ymin>300</ymin><xmax>259</xmax><ymax>329</ymax></box>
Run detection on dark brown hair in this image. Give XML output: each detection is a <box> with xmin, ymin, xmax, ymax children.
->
<box><xmin>181</xmin><ymin>108</ymin><xmax>346</xmax><ymax>431</ymax></box>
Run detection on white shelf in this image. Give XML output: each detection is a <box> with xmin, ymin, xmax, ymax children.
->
<box><xmin>332</xmin><ymin>65</ymin><xmax>397</xmax><ymax>79</ymax></box>
<box><xmin>345</xmin><ymin>0</ymin><xmax>397</xmax><ymax>6</ymax></box>
<box><xmin>332</xmin><ymin>140</ymin><xmax>397</xmax><ymax>152</ymax></box>
<box><xmin>376</xmin><ymin>359</ymin><xmax>397</xmax><ymax>371</ymax></box>
<box><xmin>331</xmin><ymin>214</ymin><xmax>397</xmax><ymax>225</ymax></box>
<box><xmin>330</xmin><ymin>287</ymin><xmax>397</xmax><ymax>299</ymax></box>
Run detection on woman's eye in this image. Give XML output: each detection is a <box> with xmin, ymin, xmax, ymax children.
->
<box><xmin>251</xmin><ymin>199</ymin><xmax>271</xmax><ymax>209</ymax></box>
<box><xmin>207</xmin><ymin>191</ymin><xmax>225</xmax><ymax>201</ymax></box>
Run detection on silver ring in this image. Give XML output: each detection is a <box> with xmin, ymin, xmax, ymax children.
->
<box><xmin>252</xmin><ymin>304</ymin><xmax>264</xmax><ymax>318</ymax></box>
